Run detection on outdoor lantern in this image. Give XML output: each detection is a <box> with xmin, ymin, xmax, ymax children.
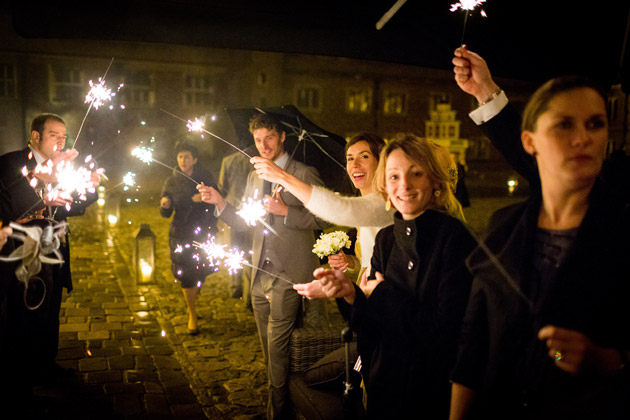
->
<box><xmin>134</xmin><ymin>224</ymin><xmax>156</xmax><ymax>284</ymax></box>
<box><xmin>105</xmin><ymin>193</ymin><xmax>120</xmax><ymax>227</ymax></box>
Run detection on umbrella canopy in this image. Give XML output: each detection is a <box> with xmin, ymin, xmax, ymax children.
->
<box><xmin>226</xmin><ymin>105</ymin><xmax>356</xmax><ymax>196</ymax></box>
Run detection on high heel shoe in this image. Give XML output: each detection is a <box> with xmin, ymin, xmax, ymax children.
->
<box><xmin>188</xmin><ymin>327</ymin><xmax>200</xmax><ymax>336</ymax></box>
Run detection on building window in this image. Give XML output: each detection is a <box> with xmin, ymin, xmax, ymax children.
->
<box><xmin>346</xmin><ymin>88</ymin><xmax>372</xmax><ymax>113</ymax></box>
<box><xmin>295</xmin><ymin>85</ymin><xmax>321</xmax><ymax>112</ymax></box>
<box><xmin>383</xmin><ymin>91</ymin><xmax>407</xmax><ymax>116</ymax></box>
<box><xmin>121</xmin><ymin>71</ymin><xmax>154</xmax><ymax>107</ymax></box>
<box><xmin>49</xmin><ymin>65</ymin><xmax>83</xmax><ymax>104</ymax></box>
<box><xmin>429</xmin><ymin>92</ymin><xmax>451</xmax><ymax>111</ymax></box>
<box><xmin>0</xmin><ymin>64</ymin><xmax>16</xmax><ymax>98</ymax></box>
<box><xmin>184</xmin><ymin>75</ymin><xmax>215</xmax><ymax>107</ymax></box>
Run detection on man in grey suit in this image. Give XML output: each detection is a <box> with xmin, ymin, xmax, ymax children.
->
<box><xmin>198</xmin><ymin>113</ymin><xmax>329</xmax><ymax>419</ymax></box>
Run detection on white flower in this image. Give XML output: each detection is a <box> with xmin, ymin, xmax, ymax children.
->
<box><xmin>312</xmin><ymin>230</ymin><xmax>351</xmax><ymax>259</ymax></box>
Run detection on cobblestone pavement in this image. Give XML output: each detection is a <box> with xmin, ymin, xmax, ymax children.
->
<box><xmin>33</xmin><ymin>194</ymin><xmax>523</xmax><ymax>419</ymax></box>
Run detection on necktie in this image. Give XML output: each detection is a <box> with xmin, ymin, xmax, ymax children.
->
<box><xmin>262</xmin><ymin>180</ymin><xmax>272</xmax><ymax>197</ymax></box>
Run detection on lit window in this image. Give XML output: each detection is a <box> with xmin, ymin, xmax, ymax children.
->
<box><xmin>295</xmin><ymin>86</ymin><xmax>321</xmax><ymax>112</ymax></box>
<box><xmin>184</xmin><ymin>75</ymin><xmax>215</xmax><ymax>107</ymax></box>
<box><xmin>49</xmin><ymin>65</ymin><xmax>83</xmax><ymax>104</ymax></box>
<box><xmin>346</xmin><ymin>88</ymin><xmax>372</xmax><ymax>113</ymax></box>
<box><xmin>383</xmin><ymin>91</ymin><xmax>407</xmax><ymax>116</ymax></box>
<box><xmin>0</xmin><ymin>64</ymin><xmax>16</xmax><ymax>98</ymax></box>
<box><xmin>120</xmin><ymin>71</ymin><xmax>154</xmax><ymax>107</ymax></box>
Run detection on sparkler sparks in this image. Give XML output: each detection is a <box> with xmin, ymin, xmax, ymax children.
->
<box><xmin>131</xmin><ymin>145</ymin><xmax>200</xmax><ymax>185</ymax></box>
<box><xmin>186</xmin><ymin>118</ymin><xmax>205</xmax><ymax>132</ymax></box>
<box><xmin>85</xmin><ymin>78</ymin><xmax>124</xmax><ymax>110</ymax></box>
<box><xmin>450</xmin><ymin>0</ymin><xmax>488</xmax><ymax>46</ymax></box>
<box><xmin>161</xmin><ymin>109</ymin><xmax>252</xmax><ymax>159</ymax></box>
<box><xmin>236</xmin><ymin>191</ymin><xmax>267</xmax><ymax>227</ymax></box>
<box><xmin>450</xmin><ymin>0</ymin><xmax>486</xmax><ymax>12</ymax></box>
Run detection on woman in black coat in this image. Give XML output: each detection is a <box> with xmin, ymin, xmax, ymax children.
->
<box><xmin>160</xmin><ymin>142</ymin><xmax>217</xmax><ymax>335</ymax></box>
<box><xmin>310</xmin><ymin>134</ymin><xmax>476</xmax><ymax>419</ymax></box>
<box><xmin>449</xmin><ymin>49</ymin><xmax>630</xmax><ymax>419</ymax></box>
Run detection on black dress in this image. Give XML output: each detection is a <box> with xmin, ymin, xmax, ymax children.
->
<box><xmin>337</xmin><ymin>209</ymin><xmax>475</xmax><ymax>420</ymax></box>
<box><xmin>160</xmin><ymin>165</ymin><xmax>218</xmax><ymax>288</ymax></box>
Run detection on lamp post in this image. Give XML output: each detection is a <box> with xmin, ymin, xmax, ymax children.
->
<box><xmin>134</xmin><ymin>224</ymin><xmax>156</xmax><ymax>284</ymax></box>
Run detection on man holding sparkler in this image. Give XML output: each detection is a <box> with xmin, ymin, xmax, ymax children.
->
<box><xmin>0</xmin><ymin>113</ymin><xmax>100</xmax><ymax>407</ymax></box>
<box><xmin>198</xmin><ymin>113</ymin><xmax>329</xmax><ymax>420</ymax></box>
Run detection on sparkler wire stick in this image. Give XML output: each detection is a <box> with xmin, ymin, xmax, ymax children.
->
<box><xmin>376</xmin><ymin>0</ymin><xmax>408</xmax><ymax>30</ymax></box>
<box><xmin>131</xmin><ymin>147</ymin><xmax>200</xmax><ymax>185</ymax></box>
<box><xmin>160</xmin><ymin>109</ymin><xmax>252</xmax><ymax>159</ymax></box>
<box><xmin>459</xmin><ymin>11</ymin><xmax>470</xmax><ymax>47</ymax></box>
<box><xmin>73</xmin><ymin>57</ymin><xmax>115</xmax><ymax>149</ymax></box>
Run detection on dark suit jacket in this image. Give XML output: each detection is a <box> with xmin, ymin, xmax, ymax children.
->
<box><xmin>218</xmin><ymin>158</ymin><xmax>329</xmax><ymax>285</ymax></box>
<box><xmin>0</xmin><ymin>147</ymin><xmax>97</xmax><ymax>292</ymax></box>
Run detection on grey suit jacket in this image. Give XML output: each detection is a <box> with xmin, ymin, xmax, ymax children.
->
<box><xmin>218</xmin><ymin>158</ymin><xmax>329</xmax><ymax>286</ymax></box>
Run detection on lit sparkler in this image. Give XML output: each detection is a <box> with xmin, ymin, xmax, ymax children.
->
<box><xmin>450</xmin><ymin>0</ymin><xmax>487</xmax><ymax>46</ymax></box>
<box><xmin>74</xmin><ymin>57</ymin><xmax>121</xmax><ymax>149</ymax></box>
<box><xmin>85</xmin><ymin>78</ymin><xmax>123</xmax><ymax>110</ymax></box>
<box><xmin>106</xmin><ymin>171</ymin><xmax>136</xmax><ymax>192</ymax></box>
<box><xmin>236</xmin><ymin>190</ymin><xmax>267</xmax><ymax>227</ymax></box>
<box><xmin>160</xmin><ymin>109</ymin><xmax>253</xmax><ymax>159</ymax></box>
<box><xmin>131</xmin><ymin>146</ymin><xmax>200</xmax><ymax>185</ymax></box>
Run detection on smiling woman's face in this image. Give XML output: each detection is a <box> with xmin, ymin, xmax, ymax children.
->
<box><xmin>346</xmin><ymin>140</ymin><xmax>379</xmax><ymax>194</ymax></box>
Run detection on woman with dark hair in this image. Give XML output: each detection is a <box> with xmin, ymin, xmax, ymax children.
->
<box><xmin>449</xmin><ymin>48</ymin><xmax>630</xmax><ymax>419</ymax></box>
<box><xmin>160</xmin><ymin>141</ymin><xmax>218</xmax><ymax>335</ymax></box>
<box><xmin>312</xmin><ymin>134</ymin><xmax>475</xmax><ymax>419</ymax></box>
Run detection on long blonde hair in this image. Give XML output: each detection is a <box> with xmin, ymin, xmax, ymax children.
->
<box><xmin>375</xmin><ymin>133</ymin><xmax>465</xmax><ymax>222</ymax></box>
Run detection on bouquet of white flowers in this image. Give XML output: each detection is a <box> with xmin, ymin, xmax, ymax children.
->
<box><xmin>312</xmin><ymin>230</ymin><xmax>352</xmax><ymax>259</ymax></box>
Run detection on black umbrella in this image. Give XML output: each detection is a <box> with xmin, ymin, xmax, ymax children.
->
<box><xmin>226</xmin><ymin>105</ymin><xmax>355</xmax><ymax>196</ymax></box>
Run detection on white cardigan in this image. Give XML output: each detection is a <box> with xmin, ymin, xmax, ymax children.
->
<box><xmin>305</xmin><ymin>186</ymin><xmax>395</xmax><ymax>272</ymax></box>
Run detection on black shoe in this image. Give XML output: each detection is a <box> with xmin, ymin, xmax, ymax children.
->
<box><xmin>188</xmin><ymin>327</ymin><xmax>200</xmax><ymax>336</ymax></box>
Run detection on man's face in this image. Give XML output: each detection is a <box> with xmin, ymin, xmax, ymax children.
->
<box><xmin>253</xmin><ymin>127</ymin><xmax>285</xmax><ymax>161</ymax></box>
<box><xmin>32</xmin><ymin>120</ymin><xmax>67</xmax><ymax>160</ymax></box>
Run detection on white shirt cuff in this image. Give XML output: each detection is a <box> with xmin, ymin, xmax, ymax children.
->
<box><xmin>468</xmin><ymin>90</ymin><xmax>509</xmax><ymax>125</ymax></box>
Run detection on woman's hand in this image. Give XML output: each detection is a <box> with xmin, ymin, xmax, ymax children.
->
<box><xmin>538</xmin><ymin>325</ymin><xmax>626</xmax><ymax>375</ymax></box>
<box><xmin>313</xmin><ymin>267</ymin><xmax>355</xmax><ymax>304</ymax></box>
<box><xmin>360</xmin><ymin>270</ymin><xmax>384</xmax><ymax>298</ymax></box>
<box><xmin>293</xmin><ymin>280</ymin><xmax>326</xmax><ymax>299</ymax></box>
<box><xmin>160</xmin><ymin>196</ymin><xmax>172</xmax><ymax>209</ymax></box>
<box><xmin>251</xmin><ymin>156</ymin><xmax>286</xmax><ymax>185</ymax></box>
<box><xmin>327</xmin><ymin>250</ymin><xmax>354</xmax><ymax>271</ymax></box>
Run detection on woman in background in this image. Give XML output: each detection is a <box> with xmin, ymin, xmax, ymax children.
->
<box><xmin>160</xmin><ymin>142</ymin><xmax>218</xmax><ymax>335</ymax></box>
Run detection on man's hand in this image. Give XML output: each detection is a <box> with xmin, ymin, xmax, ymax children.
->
<box><xmin>160</xmin><ymin>197</ymin><xmax>172</xmax><ymax>209</ymax></box>
<box><xmin>264</xmin><ymin>192</ymin><xmax>288</xmax><ymax>216</ymax></box>
<box><xmin>43</xmin><ymin>193</ymin><xmax>72</xmax><ymax>208</ymax></box>
<box><xmin>293</xmin><ymin>280</ymin><xmax>327</xmax><ymax>300</ymax></box>
<box><xmin>452</xmin><ymin>46</ymin><xmax>500</xmax><ymax>104</ymax></box>
<box><xmin>0</xmin><ymin>226</ymin><xmax>12</xmax><ymax>249</ymax></box>
<box><xmin>197</xmin><ymin>183</ymin><xmax>226</xmax><ymax>211</ymax></box>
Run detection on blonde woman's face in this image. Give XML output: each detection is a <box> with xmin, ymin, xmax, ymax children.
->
<box><xmin>385</xmin><ymin>149</ymin><xmax>435</xmax><ymax>220</ymax></box>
